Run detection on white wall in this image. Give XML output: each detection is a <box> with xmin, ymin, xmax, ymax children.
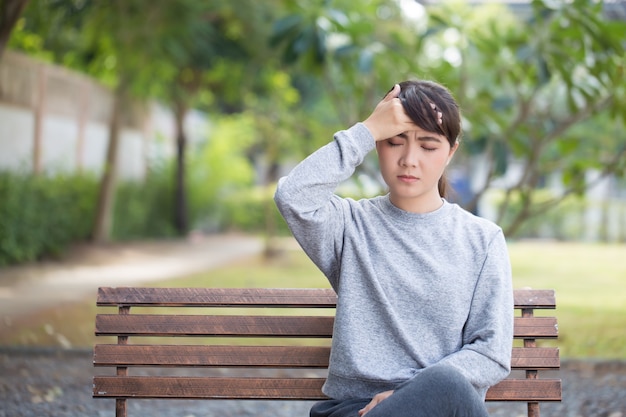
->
<box><xmin>0</xmin><ymin>104</ymin><xmax>34</xmax><ymax>171</ymax></box>
<box><xmin>0</xmin><ymin>51</ymin><xmax>207</xmax><ymax>180</ymax></box>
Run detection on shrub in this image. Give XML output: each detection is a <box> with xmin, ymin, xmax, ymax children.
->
<box><xmin>112</xmin><ymin>168</ymin><xmax>177</xmax><ymax>240</ymax></box>
<box><xmin>0</xmin><ymin>171</ymin><xmax>97</xmax><ymax>265</ymax></box>
<box><xmin>220</xmin><ymin>185</ymin><xmax>291</xmax><ymax>235</ymax></box>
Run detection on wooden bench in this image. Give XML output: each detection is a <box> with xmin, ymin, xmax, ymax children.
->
<box><xmin>93</xmin><ymin>287</ymin><xmax>561</xmax><ymax>417</ymax></box>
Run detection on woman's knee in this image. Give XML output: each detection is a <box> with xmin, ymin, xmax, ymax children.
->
<box><xmin>398</xmin><ymin>365</ymin><xmax>482</xmax><ymax>404</ymax></box>
<box><xmin>389</xmin><ymin>365</ymin><xmax>488</xmax><ymax>417</ymax></box>
<box><xmin>416</xmin><ymin>364</ymin><xmax>473</xmax><ymax>393</ymax></box>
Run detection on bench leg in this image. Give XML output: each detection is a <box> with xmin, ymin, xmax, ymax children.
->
<box><xmin>116</xmin><ymin>398</ymin><xmax>127</xmax><ymax>417</ymax></box>
<box><xmin>528</xmin><ymin>402</ymin><xmax>539</xmax><ymax>417</ymax></box>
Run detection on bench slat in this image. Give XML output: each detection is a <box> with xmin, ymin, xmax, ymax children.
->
<box><xmin>511</xmin><ymin>347</ymin><xmax>560</xmax><ymax>369</ymax></box>
<box><xmin>486</xmin><ymin>379</ymin><xmax>562</xmax><ymax>402</ymax></box>
<box><xmin>97</xmin><ymin>287</ymin><xmax>556</xmax><ymax>309</ymax></box>
<box><xmin>95</xmin><ymin>314</ymin><xmax>335</xmax><ymax>337</ymax></box>
<box><xmin>93</xmin><ymin>376</ymin><xmax>561</xmax><ymax>402</ymax></box>
<box><xmin>513</xmin><ymin>316</ymin><xmax>558</xmax><ymax>338</ymax></box>
<box><xmin>93</xmin><ymin>376</ymin><xmax>327</xmax><ymax>400</ymax></box>
<box><xmin>513</xmin><ymin>289</ymin><xmax>555</xmax><ymax>309</ymax></box>
<box><xmin>97</xmin><ymin>287</ymin><xmax>338</xmax><ymax>307</ymax></box>
<box><xmin>94</xmin><ymin>345</ymin><xmax>331</xmax><ymax>368</ymax></box>
<box><xmin>94</xmin><ymin>345</ymin><xmax>559</xmax><ymax>370</ymax></box>
<box><xmin>95</xmin><ymin>315</ymin><xmax>557</xmax><ymax>339</ymax></box>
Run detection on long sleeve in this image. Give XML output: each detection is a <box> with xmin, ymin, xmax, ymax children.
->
<box><xmin>425</xmin><ymin>229</ymin><xmax>514</xmax><ymax>397</ymax></box>
<box><xmin>274</xmin><ymin>123</ymin><xmax>375</xmax><ymax>283</ymax></box>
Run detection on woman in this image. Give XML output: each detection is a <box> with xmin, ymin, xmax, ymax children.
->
<box><xmin>274</xmin><ymin>80</ymin><xmax>513</xmax><ymax>417</ymax></box>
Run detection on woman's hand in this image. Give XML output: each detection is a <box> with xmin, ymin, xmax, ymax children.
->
<box><xmin>362</xmin><ymin>84</ymin><xmax>415</xmax><ymax>142</ymax></box>
<box><xmin>358</xmin><ymin>390</ymin><xmax>395</xmax><ymax>416</ymax></box>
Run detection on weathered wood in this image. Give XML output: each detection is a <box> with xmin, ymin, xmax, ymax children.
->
<box><xmin>97</xmin><ymin>287</ymin><xmax>338</xmax><ymax>307</ymax></box>
<box><xmin>513</xmin><ymin>317</ymin><xmax>558</xmax><ymax>338</ymax></box>
<box><xmin>95</xmin><ymin>314</ymin><xmax>335</xmax><ymax>337</ymax></box>
<box><xmin>510</xmin><ymin>347</ymin><xmax>560</xmax><ymax>369</ymax></box>
<box><xmin>513</xmin><ymin>289</ymin><xmax>556</xmax><ymax>309</ymax></box>
<box><xmin>93</xmin><ymin>376</ymin><xmax>561</xmax><ymax>402</ymax></box>
<box><xmin>93</xmin><ymin>287</ymin><xmax>562</xmax><ymax>417</ymax></box>
<box><xmin>485</xmin><ymin>379</ymin><xmax>562</xmax><ymax>402</ymax></box>
<box><xmin>93</xmin><ymin>376</ymin><xmax>327</xmax><ymax>400</ymax></box>
<box><xmin>94</xmin><ymin>345</ymin><xmax>558</xmax><ymax>370</ymax></box>
<box><xmin>94</xmin><ymin>314</ymin><xmax>557</xmax><ymax>339</ymax></box>
<box><xmin>94</xmin><ymin>345</ymin><xmax>332</xmax><ymax>368</ymax></box>
<box><xmin>97</xmin><ymin>287</ymin><xmax>556</xmax><ymax>309</ymax></box>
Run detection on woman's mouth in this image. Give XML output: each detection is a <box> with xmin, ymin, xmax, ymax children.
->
<box><xmin>397</xmin><ymin>175</ymin><xmax>418</xmax><ymax>183</ymax></box>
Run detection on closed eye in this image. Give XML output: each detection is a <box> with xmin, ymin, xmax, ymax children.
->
<box><xmin>386</xmin><ymin>138</ymin><xmax>404</xmax><ymax>147</ymax></box>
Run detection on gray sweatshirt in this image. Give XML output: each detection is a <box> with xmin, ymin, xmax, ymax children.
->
<box><xmin>274</xmin><ymin>123</ymin><xmax>513</xmax><ymax>401</ymax></box>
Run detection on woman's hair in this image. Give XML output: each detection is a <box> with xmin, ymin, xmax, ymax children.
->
<box><xmin>396</xmin><ymin>80</ymin><xmax>462</xmax><ymax>198</ymax></box>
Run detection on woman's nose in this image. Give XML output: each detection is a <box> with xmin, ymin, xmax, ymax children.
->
<box><xmin>400</xmin><ymin>148</ymin><xmax>418</xmax><ymax>167</ymax></box>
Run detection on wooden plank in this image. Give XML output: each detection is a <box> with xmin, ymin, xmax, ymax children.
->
<box><xmin>513</xmin><ymin>289</ymin><xmax>556</xmax><ymax>309</ymax></box>
<box><xmin>93</xmin><ymin>376</ymin><xmax>561</xmax><ymax>402</ymax></box>
<box><xmin>97</xmin><ymin>287</ymin><xmax>338</xmax><ymax>307</ymax></box>
<box><xmin>511</xmin><ymin>347</ymin><xmax>560</xmax><ymax>369</ymax></box>
<box><xmin>486</xmin><ymin>379</ymin><xmax>562</xmax><ymax>402</ymax></box>
<box><xmin>94</xmin><ymin>345</ymin><xmax>331</xmax><ymax>368</ymax></box>
<box><xmin>97</xmin><ymin>287</ymin><xmax>555</xmax><ymax>309</ymax></box>
<box><xmin>514</xmin><ymin>317</ymin><xmax>558</xmax><ymax>339</ymax></box>
<box><xmin>93</xmin><ymin>376</ymin><xmax>327</xmax><ymax>400</ymax></box>
<box><xmin>95</xmin><ymin>315</ymin><xmax>335</xmax><ymax>337</ymax></box>
<box><xmin>96</xmin><ymin>315</ymin><xmax>556</xmax><ymax>339</ymax></box>
<box><xmin>94</xmin><ymin>345</ymin><xmax>557</xmax><ymax>370</ymax></box>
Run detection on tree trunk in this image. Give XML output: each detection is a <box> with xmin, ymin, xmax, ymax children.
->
<box><xmin>92</xmin><ymin>85</ymin><xmax>124</xmax><ymax>243</ymax></box>
<box><xmin>173</xmin><ymin>101</ymin><xmax>188</xmax><ymax>235</ymax></box>
<box><xmin>0</xmin><ymin>0</ymin><xmax>29</xmax><ymax>60</ymax></box>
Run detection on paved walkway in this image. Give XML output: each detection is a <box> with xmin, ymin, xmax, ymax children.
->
<box><xmin>0</xmin><ymin>233</ymin><xmax>264</xmax><ymax>324</ymax></box>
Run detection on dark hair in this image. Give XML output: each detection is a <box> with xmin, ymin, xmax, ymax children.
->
<box><xmin>396</xmin><ymin>80</ymin><xmax>462</xmax><ymax>198</ymax></box>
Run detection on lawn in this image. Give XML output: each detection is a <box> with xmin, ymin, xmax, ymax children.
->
<box><xmin>507</xmin><ymin>240</ymin><xmax>626</xmax><ymax>358</ymax></box>
<box><xmin>1</xmin><ymin>240</ymin><xmax>625</xmax><ymax>359</ymax></box>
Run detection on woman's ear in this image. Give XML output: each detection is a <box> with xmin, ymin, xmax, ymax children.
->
<box><xmin>446</xmin><ymin>140</ymin><xmax>459</xmax><ymax>165</ymax></box>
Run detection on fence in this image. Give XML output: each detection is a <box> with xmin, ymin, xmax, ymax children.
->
<box><xmin>0</xmin><ymin>50</ymin><xmax>199</xmax><ymax>180</ymax></box>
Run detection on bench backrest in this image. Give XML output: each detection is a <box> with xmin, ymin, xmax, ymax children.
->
<box><xmin>93</xmin><ymin>287</ymin><xmax>561</xmax><ymax>417</ymax></box>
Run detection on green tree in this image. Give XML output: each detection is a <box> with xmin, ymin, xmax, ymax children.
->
<box><xmin>9</xmin><ymin>0</ymin><xmax>197</xmax><ymax>241</ymax></box>
<box><xmin>422</xmin><ymin>0</ymin><xmax>626</xmax><ymax>236</ymax></box>
<box><xmin>160</xmin><ymin>0</ymin><xmax>272</xmax><ymax>235</ymax></box>
<box><xmin>270</xmin><ymin>0</ymin><xmax>424</xmax><ymax>184</ymax></box>
<box><xmin>187</xmin><ymin>113</ymin><xmax>256</xmax><ymax>231</ymax></box>
<box><xmin>0</xmin><ymin>0</ymin><xmax>28</xmax><ymax>59</ymax></box>
<box><xmin>271</xmin><ymin>0</ymin><xmax>418</xmax><ymax>125</ymax></box>
<box><xmin>8</xmin><ymin>1</ymin><xmax>261</xmax><ymax>240</ymax></box>
<box><xmin>271</xmin><ymin>0</ymin><xmax>626</xmax><ymax>237</ymax></box>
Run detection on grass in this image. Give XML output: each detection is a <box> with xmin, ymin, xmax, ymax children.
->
<box><xmin>508</xmin><ymin>240</ymin><xmax>626</xmax><ymax>358</ymax></box>
<box><xmin>1</xmin><ymin>240</ymin><xmax>625</xmax><ymax>359</ymax></box>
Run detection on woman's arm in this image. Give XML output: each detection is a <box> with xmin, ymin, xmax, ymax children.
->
<box><xmin>434</xmin><ymin>230</ymin><xmax>514</xmax><ymax>393</ymax></box>
<box><xmin>273</xmin><ymin>123</ymin><xmax>375</xmax><ymax>281</ymax></box>
<box><xmin>274</xmin><ymin>84</ymin><xmax>415</xmax><ymax>283</ymax></box>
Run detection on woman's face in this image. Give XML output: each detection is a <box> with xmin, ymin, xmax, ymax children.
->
<box><xmin>376</xmin><ymin>127</ymin><xmax>458</xmax><ymax>213</ymax></box>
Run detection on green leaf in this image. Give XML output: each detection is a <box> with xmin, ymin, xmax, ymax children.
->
<box><xmin>269</xmin><ymin>14</ymin><xmax>302</xmax><ymax>47</ymax></box>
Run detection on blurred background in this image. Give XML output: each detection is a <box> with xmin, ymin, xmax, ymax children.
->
<box><xmin>1</xmin><ymin>0</ymin><xmax>625</xmax><ymax>259</ymax></box>
<box><xmin>0</xmin><ymin>1</ymin><xmax>625</xmax><ymax>415</ymax></box>
<box><xmin>1</xmin><ymin>0</ymin><xmax>626</xmax><ymax>352</ymax></box>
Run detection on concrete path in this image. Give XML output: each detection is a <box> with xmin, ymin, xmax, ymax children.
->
<box><xmin>0</xmin><ymin>234</ymin><xmax>264</xmax><ymax>324</ymax></box>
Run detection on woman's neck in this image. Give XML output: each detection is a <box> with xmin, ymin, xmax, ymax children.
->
<box><xmin>389</xmin><ymin>192</ymin><xmax>444</xmax><ymax>214</ymax></box>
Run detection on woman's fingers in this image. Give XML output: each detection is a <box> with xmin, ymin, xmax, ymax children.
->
<box><xmin>363</xmin><ymin>84</ymin><xmax>415</xmax><ymax>141</ymax></box>
<box><xmin>384</xmin><ymin>84</ymin><xmax>401</xmax><ymax>101</ymax></box>
<box><xmin>358</xmin><ymin>390</ymin><xmax>394</xmax><ymax>416</ymax></box>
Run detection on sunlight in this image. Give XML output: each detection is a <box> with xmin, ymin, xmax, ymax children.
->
<box><xmin>396</xmin><ymin>0</ymin><xmax>426</xmax><ymax>24</ymax></box>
